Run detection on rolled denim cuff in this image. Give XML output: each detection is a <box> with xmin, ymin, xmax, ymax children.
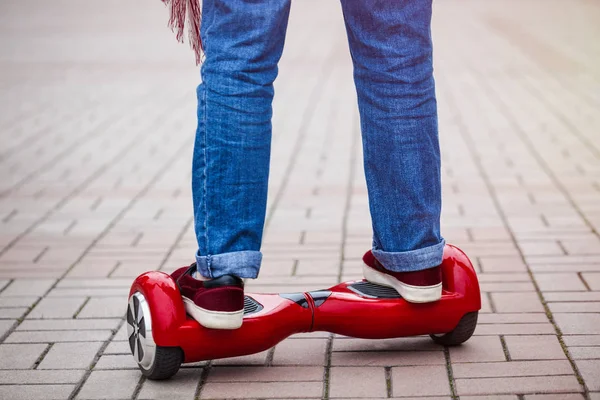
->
<box><xmin>195</xmin><ymin>250</ymin><xmax>262</xmax><ymax>279</ymax></box>
<box><xmin>372</xmin><ymin>239</ymin><xmax>445</xmax><ymax>272</ymax></box>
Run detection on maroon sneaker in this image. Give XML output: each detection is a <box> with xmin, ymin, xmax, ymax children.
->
<box><xmin>362</xmin><ymin>250</ymin><xmax>442</xmax><ymax>303</ymax></box>
<box><xmin>171</xmin><ymin>264</ymin><xmax>244</xmax><ymax>329</ymax></box>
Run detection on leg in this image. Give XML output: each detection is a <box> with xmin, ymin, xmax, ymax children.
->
<box><xmin>340</xmin><ymin>0</ymin><xmax>444</xmax><ymax>272</ymax></box>
<box><xmin>193</xmin><ymin>0</ymin><xmax>292</xmax><ymax>279</ymax></box>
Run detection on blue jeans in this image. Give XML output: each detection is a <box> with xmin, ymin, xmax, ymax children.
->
<box><xmin>193</xmin><ymin>0</ymin><xmax>444</xmax><ymax>279</ymax></box>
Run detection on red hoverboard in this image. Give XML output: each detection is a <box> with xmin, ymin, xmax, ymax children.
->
<box><xmin>127</xmin><ymin>245</ymin><xmax>480</xmax><ymax>380</ymax></box>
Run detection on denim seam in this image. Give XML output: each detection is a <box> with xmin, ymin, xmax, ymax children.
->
<box><xmin>201</xmin><ymin>75</ymin><xmax>210</xmax><ymax>277</ymax></box>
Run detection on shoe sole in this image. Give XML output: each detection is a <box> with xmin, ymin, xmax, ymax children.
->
<box><xmin>182</xmin><ymin>297</ymin><xmax>243</xmax><ymax>330</ymax></box>
<box><xmin>362</xmin><ymin>264</ymin><xmax>442</xmax><ymax>303</ymax></box>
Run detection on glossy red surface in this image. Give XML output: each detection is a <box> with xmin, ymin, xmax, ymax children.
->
<box><xmin>129</xmin><ymin>244</ymin><xmax>480</xmax><ymax>363</ymax></box>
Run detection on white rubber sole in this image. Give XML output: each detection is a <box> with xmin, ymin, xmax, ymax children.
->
<box><xmin>182</xmin><ymin>297</ymin><xmax>243</xmax><ymax>330</ymax></box>
<box><xmin>362</xmin><ymin>264</ymin><xmax>442</xmax><ymax>303</ymax></box>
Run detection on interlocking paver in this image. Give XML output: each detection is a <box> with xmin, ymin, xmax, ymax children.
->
<box><xmin>452</xmin><ymin>360</ymin><xmax>574</xmax><ymax>378</ymax></box>
<box><xmin>331</xmin><ymin>350</ymin><xmax>444</xmax><ymax>367</ymax></box>
<box><xmin>272</xmin><ymin>338</ymin><xmax>327</xmax><ymax>366</ymax></box>
<box><xmin>17</xmin><ymin>318</ymin><xmax>121</xmax><ymax>331</ymax></box>
<box><xmin>450</xmin><ymin>336</ymin><xmax>506</xmax><ymax>362</ymax></box>
<box><xmin>76</xmin><ymin>370</ymin><xmax>140</xmax><ymax>400</ymax></box>
<box><xmin>201</xmin><ymin>381</ymin><xmax>323</xmax><ymax>399</ymax></box>
<box><xmin>28</xmin><ymin>297</ymin><xmax>87</xmax><ymax>319</ymax></box>
<box><xmin>455</xmin><ymin>376</ymin><xmax>582</xmax><ymax>396</ymax></box>
<box><xmin>0</xmin><ymin>369</ymin><xmax>84</xmax><ymax>384</ymax></box>
<box><xmin>5</xmin><ymin>330</ymin><xmax>112</xmax><ymax>343</ymax></box>
<box><xmin>391</xmin><ymin>365</ymin><xmax>451</xmax><ymax>397</ymax></box>
<box><xmin>77</xmin><ymin>297</ymin><xmax>127</xmax><ymax>319</ymax></box>
<box><xmin>0</xmin><ymin>319</ymin><xmax>15</xmax><ymax>337</ymax></box>
<box><xmin>0</xmin><ymin>343</ymin><xmax>48</xmax><ymax>369</ymax></box>
<box><xmin>0</xmin><ymin>385</ymin><xmax>74</xmax><ymax>400</ymax></box>
<box><xmin>138</xmin><ymin>368</ymin><xmax>200</xmax><ymax>399</ymax></box>
<box><xmin>94</xmin><ymin>354</ymin><xmax>139</xmax><ymax>370</ymax></box>
<box><xmin>525</xmin><ymin>395</ymin><xmax>585</xmax><ymax>400</ymax></box>
<box><xmin>209</xmin><ymin>366</ymin><xmax>323</xmax><ymax>382</ymax></box>
<box><xmin>38</xmin><ymin>342</ymin><xmax>104</xmax><ymax>370</ymax></box>
<box><xmin>504</xmin><ymin>335</ymin><xmax>566</xmax><ymax>360</ymax></box>
<box><xmin>329</xmin><ymin>367</ymin><xmax>387</xmax><ymax>398</ymax></box>
<box><xmin>576</xmin><ymin>360</ymin><xmax>600</xmax><ymax>391</ymax></box>
<box><xmin>1</xmin><ymin>0</ymin><xmax>599</xmax><ymax>398</ymax></box>
<box><xmin>0</xmin><ymin>279</ymin><xmax>55</xmax><ymax>297</ymax></box>
<box><xmin>554</xmin><ymin>313</ymin><xmax>600</xmax><ymax>335</ymax></box>
<box><xmin>490</xmin><ymin>292</ymin><xmax>545</xmax><ymax>313</ymax></box>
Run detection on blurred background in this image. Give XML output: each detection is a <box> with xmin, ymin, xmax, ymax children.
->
<box><xmin>0</xmin><ymin>0</ymin><xmax>598</xmax><ymax>399</ymax></box>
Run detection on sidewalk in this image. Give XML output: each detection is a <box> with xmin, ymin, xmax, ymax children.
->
<box><xmin>0</xmin><ymin>0</ymin><xmax>599</xmax><ymax>399</ymax></box>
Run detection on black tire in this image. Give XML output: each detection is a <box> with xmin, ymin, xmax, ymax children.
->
<box><xmin>430</xmin><ymin>312</ymin><xmax>478</xmax><ymax>346</ymax></box>
<box><xmin>141</xmin><ymin>346</ymin><xmax>183</xmax><ymax>380</ymax></box>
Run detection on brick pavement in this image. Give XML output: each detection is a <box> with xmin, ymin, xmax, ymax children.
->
<box><xmin>0</xmin><ymin>0</ymin><xmax>599</xmax><ymax>398</ymax></box>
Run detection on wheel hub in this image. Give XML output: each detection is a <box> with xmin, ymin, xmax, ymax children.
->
<box><xmin>127</xmin><ymin>292</ymin><xmax>156</xmax><ymax>370</ymax></box>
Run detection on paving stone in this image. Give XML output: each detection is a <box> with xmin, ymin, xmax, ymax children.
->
<box><xmin>77</xmin><ymin>297</ymin><xmax>127</xmax><ymax>318</ymax></box>
<box><xmin>103</xmin><ymin>340</ymin><xmax>131</xmax><ymax>354</ymax></box>
<box><xmin>0</xmin><ymin>343</ymin><xmax>48</xmax><ymax>369</ymax></box>
<box><xmin>0</xmin><ymin>319</ymin><xmax>15</xmax><ymax>337</ymax></box>
<box><xmin>563</xmin><ymin>335</ymin><xmax>600</xmax><ymax>346</ymax></box>
<box><xmin>450</xmin><ymin>336</ymin><xmax>506</xmax><ymax>362</ymax></box>
<box><xmin>5</xmin><ymin>330</ymin><xmax>112</xmax><ymax>343</ymax></box>
<box><xmin>534</xmin><ymin>273</ymin><xmax>587</xmax><ymax>291</ymax></box>
<box><xmin>456</xmin><ymin>376</ymin><xmax>582</xmax><ymax>396</ymax></box>
<box><xmin>576</xmin><ymin>360</ymin><xmax>600</xmax><ymax>391</ymax></box>
<box><xmin>554</xmin><ymin>313</ymin><xmax>600</xmax><ymax>335</ymax></box>
<box><xmin>569</xmin><ymin>347</ymin><xmax>600</xmax><ymax>359</ymax></box>
<box><xmin>504</xmin><ymin>335</ymin><xmax>566</xmax><ymax>360</ymax></box>
<box><xmin>76</xmin><ymin>370</ymin><xmax>140</xmax><ymax>399</ymax></box>
<box><xmin>1</xmin><ymin>279</ymin><xmax>56</xmax><ymax>296</ymax></box>
<box><xmin>519</xmin><ymin>241</ymin><xmax>565</xmax><ymax>256</ymax></box>
<box><xmin>47</xmin><ymin>288</ymin><xmax>127</xmax><ymax>297</ymax></box>
<box><xmin>1</xmin><ymin>307</ymin><xmax>27</xmax><ymax>320</ymax></box>
<box><xmin>478</xmin><ymin>313</ymin><xmax>548</xmax><ymax>324</ymax></box>
<box><xmin>452</xmin><ymin>360</ymin><xmax>574</xmax><ymax>378</ymax></box>
<box><xmin>56</xmin><ymin>279</ymin><xmax>132</xmax><ymax>288</ymax></box>
<box><xmin>39</xmin><ymin>342</ymin><xmax>104</xmax><ymax>370</ymax></box>
<box><xmin>28</xmin><ymin>296</ymin><xmax>87</xmax><ymax>319</ymax></box>
<box><xmin>391</xmin><ymin>365</ymin><xmax>450</xmax><ymax>397</ymax></box>
<box><xmin>0</xmin><ymin>384</ymin><xmax>74</xmax><ymax>400</ymax></box>
<box><xmin>201</xmin><ymin>381</ymin><xmax>323</xmax><ymax>399</ymax></box>
<box><xmin>581</xmin><ymin>272</ymin><xmax>600</xmax><ymax>290</ymax></box>
<box><xmin>0</xmin><ymin>296</ymin><xmax>39</xmax><ymax>307</ymax></box>
<box><xmin>474</xmin><ymin>323</ymin><xmax>555</xmax><ymax>335</ymax></box>
<box><xmin>1</xmin><ymin>1</ymin><xmax>600</xmax><ymax>399</ymax></box>
<box><xmin>272</xmin><ymin>338</ymin><xmax>327</xmax><ymax>365</ymax></box>
<box><xmin>331</xmin><ymin>350</ymin><xmax>444</xmax><ymax>366</ymax></box>
<box><xmin>18</xmin><ymin>318</ymin><xmax>121</xmax><ymax>331</ymax></box>
<box><xmin>545</xmin><ymin>292</ymin><xmax>600</xmax><ymax>302</ymax></box>
<box><xmin>138</xmin><ymin>368</ymin><xmax>200</xmax><ymax>399</ymax></box>
<box><xmin>548</xmin><ymin>302</ymin><xmax>600</xmax><ymax>313</ymax></box>
<box><xmin>333</xmin><ymin>336</ymin><xmax>439</xmax><ymax>352</ymax></box>
<box><xmin>0</xmin><ymin>369</ymin><xmax>84</xmax><ymax>384</ymax></box>
<box><xmin>525</xmin><ymin>395</ymin><xmax>585</xmax><ymax>400</ymax></box>
<box><xmin>329</xmin><ymin>367</ymin><xmax>386</xmax><ymax>398</ymax></box>
<box><xmin>95</xmin><ymin>354</ymin><xmax>138</xmax><ymax>369</ymax></box>
<box><xmin>491</xmin><ymin>292</ymin><xmax>545</xmax><ymax>313</ymax></box>
<box><xmin>481</xmin><ymin>282</ymin><xmax>536</xmax><ymax>292</ymax></box>
<box><xmin>211</xmin><ymin>350</ymin><xmax>269</xmax><ymax>366</ymax></box>
<box><xmin>209</xmin><ymin>366</ymin><xmax>323</xmax><ymax>382</ymax></box>
<box><xmin>478</xmin><ymin>257</ymin><xmax>527</xmax><ymax>273</ymax></box>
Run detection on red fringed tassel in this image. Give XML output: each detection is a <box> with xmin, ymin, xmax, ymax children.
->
<box><xmin>161</xmin><ymin>0</ymin><xmax>203</xmax><ymax>65</ymax></box>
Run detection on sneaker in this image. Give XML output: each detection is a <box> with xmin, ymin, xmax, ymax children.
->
<box><xmin>362</xmin><ymin>250</ymin><xmax>442</xmax><ymax>303</ymax></box>
<box><xmin>171</xmin><ymin>264</ymin><xmax>244</xmax><ymax>329</ymax></box>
